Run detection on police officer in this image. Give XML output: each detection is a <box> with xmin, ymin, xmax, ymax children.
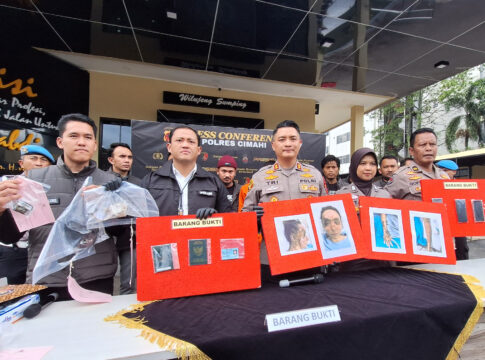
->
<box><xmin>18</xmin><ymin>145</ymin><xmax>55</xmax><ymax>175</ymax></box>
<box><xmin>243</xmin><ymin>120</ymin><xmax>325</xmax><ymax>210</ymax></box>
<box><xmin>386</xmin><ymin>128</ymin><xmax>449</xmax><ymax>200</ymax></box>
<box><xmin>142</xmin><ymin>125</ymin><xmax>232</xmax><ymax>218</ymax></box>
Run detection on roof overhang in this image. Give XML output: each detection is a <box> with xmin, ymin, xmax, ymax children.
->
<box><xmin>40</xmin><ymin>48</ymin><xmax>393</xmax><ymax>132</ymax></box>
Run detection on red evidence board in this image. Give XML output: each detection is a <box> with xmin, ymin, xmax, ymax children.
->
<box><xmin>261</xmin><ymin>194</ymin><xmax>364</xmax><ymax>275</ymax></box>
<box><xmin>421</xmin><ymin>179</ymin><xmax>485</xmax><ymax>236</ymax></box>
<box><xmin>136</xmin><ymin>212</ymin><xmax>261</xmax><ymax>301</ymax></box>
<box><xmin>359</xmin><ymin>196</ymin><xmax>456</xmax><ymax>264</ymax></box>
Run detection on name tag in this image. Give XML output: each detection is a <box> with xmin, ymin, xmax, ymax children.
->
<box><xmin>265</xmin><ymin>305</ymin><xmax>340</xmax><ymax>332</ymax></box>
<box><xmin>199</xmin><ymin>191</ymin><xmax>213</xmax><ymax>196</ymax></box>
<box><xmin>48</xmin><ymin>197</ymin><xmax>60</xmax><ymax>205</ymax></box>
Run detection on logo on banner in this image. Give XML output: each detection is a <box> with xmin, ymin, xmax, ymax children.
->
<box><xmin>0</xmin><ymin>68</ymin><xmax>38</xmax><ymax>98</ymax></box>
<box><xmin>162</xmin><ymin>128</ymin><xmax>172</xmax><ymax>143</ymax></box>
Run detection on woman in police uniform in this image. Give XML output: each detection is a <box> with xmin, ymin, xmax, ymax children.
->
<box><xmin>336</xmin><ymin>147</ymin><xmax>392</xmax><ymax>271</ymax></box>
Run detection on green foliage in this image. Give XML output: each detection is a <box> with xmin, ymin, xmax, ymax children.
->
<box><xmin>369</xmin><ymin>65</ymin><xmax>485</xmax><ymax>155</ymax></box>
<box><xmin>445</xmin><ymin>116</ymin><xmax>461</xmax><ymax>152</ymax></box>
<box><xmin>443</xmin><ymin>78</ymin><xmax>485</xmax><ymax>151</ymax></box>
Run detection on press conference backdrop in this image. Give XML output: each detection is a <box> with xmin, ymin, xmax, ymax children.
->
<box><xmin>131</xmin><ymin>120</ymin><xmax>326</xmax><ymax>184</ymax></box>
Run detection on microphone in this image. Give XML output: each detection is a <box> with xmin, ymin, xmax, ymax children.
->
<box><xmin>279</xmin><ymin>273</ymin><xmax>324</xmax><ymax>288</ymax></box>
<box><xmin>23</xmin><ymin>292</ymin><xmax>59</xmax><ymax>319</ymax></box>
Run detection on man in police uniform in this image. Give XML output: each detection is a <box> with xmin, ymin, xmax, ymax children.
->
<box><xmin>386</xmin><ymin>128</ymin><xmax>448</xmax><ymax>200</ymax></box>
<box><xmin>243</xmin><ymin>120</ymin><xmax>325</xmax><ymax>209</ymax></box>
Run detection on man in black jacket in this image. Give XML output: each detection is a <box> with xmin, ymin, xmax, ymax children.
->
<box><xmin>0</xmin><ymin>114</ymin><xmax>118</xmax><ymax>300</ymax></box>
<box><xmin>142</xmin><ymin>125</ymin><xmax>232</xmax><ymax>217</ymax></box>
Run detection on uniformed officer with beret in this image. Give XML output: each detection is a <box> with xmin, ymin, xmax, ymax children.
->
<box><xmin>386</xmin><ymin>128</ymin><xmax>449</xmax><ymax>200</ymax></box>
<box><xmin>243</xmin><ymin>120</ymin><xmax>326</xmax><ymax>211</ymax></box>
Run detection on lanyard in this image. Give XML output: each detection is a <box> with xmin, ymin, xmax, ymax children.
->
<box><xmin>177</xmin><ymin>172</ymin><xmax>195</xmax><ymax>215</ymax></box>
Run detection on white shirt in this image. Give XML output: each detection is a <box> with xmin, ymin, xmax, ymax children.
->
<box><xmin>173</xmin><ymin>164</ymin><xmax>197</xmax><ymax>215</ymax></box>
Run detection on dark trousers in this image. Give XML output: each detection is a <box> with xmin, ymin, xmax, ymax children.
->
<box><xmin>54</xmin><ymin>277</ymin><xmax>115</xmax><ymax>301</ymax></box>
<box><xmin>454</xmin><ymin>237</ymin><xmax>469</xmax><ymax>260</ymax></box>
<box><xmin>0</xmin><ymin>245</ymin><xmax>28</xmax><ymax>284</ymax></box>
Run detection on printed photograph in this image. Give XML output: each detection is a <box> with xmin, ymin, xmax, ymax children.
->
<box><xmin>310</xmin><ymin>200</ymin><xmax>357</xmax><ymax>259</ymax></box>
<box><xmin>274</xmin><ymin>214</ymin><xmax>317</xmax><ymax>256</ymax></box>
<box><xmin>410</xmin><ymin>211</ymin><xmax>447</xmax><ymax>257</ymax></box>
<box><xmin>151</xmin><ymin>244</ymin><xmax>180</xmax><ymax>273</ymax></box>
<box><xmin>369</xmin><ymin>208</ymin><xmax>406</xmax><ymax>254</ymax></box>
<box><xmin>471</xmin><ymin>199</ymin><xmax>485</xmax><ymax>223</ymax></box>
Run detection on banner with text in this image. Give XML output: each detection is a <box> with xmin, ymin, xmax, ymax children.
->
<box><xmin>0</xmin><ymin>46</ymin><xmax>89</xmax><ymax>174</ymax></box>
<box><xmin>131</xmin><ymin>120</ymin><xmax>326</xmax><ymax>183</ymax></box>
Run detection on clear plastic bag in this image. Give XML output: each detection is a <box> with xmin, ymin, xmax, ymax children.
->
<box><xmin>32</xmin><ymin>177</ymin><xmax>159</xmax><ymax>284</ymax></box>
<box><xmin>82</xmin><ymin>181</ymin><xmax>159</xmax><ymax>229</ymax></box>
<box><xmin>1</xmin><ymin>175</ymin><xmax>50</xmax><ymax>216</ymax></box>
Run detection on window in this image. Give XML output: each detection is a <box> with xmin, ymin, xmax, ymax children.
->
<box><xmin>336</xmin><ymin>132</ymin><xmax>350</xmax><ymax>144</ymax></box>
<box><xmin>338</xmin><ymin>154</ymin><xmax>350</xmax><ymax>164</ymax></box>
<box><xmin>99</xmin><ymin>118</ymin><xmax>132</xmax><ymax>171</ymax></box>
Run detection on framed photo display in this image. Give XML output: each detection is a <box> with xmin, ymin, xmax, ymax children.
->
<box><xmin>359</xmin><ymin>197</ymin><xmax>455</xmax><ymax>264</ymax></box>
<box><xmin>261</xmin><ymin>194</ymin><xmax>364</xmax><ymax>275</ymax></box>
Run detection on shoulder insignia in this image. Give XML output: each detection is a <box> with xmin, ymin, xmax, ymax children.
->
<box><xmin>440</xmin><ymin>174</ymin><xmax>449</xmax><ymax>179</ymax></box>
<box><xmin>408</xmin><ymin>175</ymin><xmax>422</xmax><ymax>180</ymax></box>
<box><xmin>415</xmin><ymin>186</ymin><xmax>421</xmax><ymax>192</ymax></box>
<box><xmin>265</xmin><ymin>169</ymin><xmax>275</xmax><ymax>174</ymax></box>
<box><xmin>406</xmin><ymin>171</ymin><xmax>415</xmax><ymax>175</ymax></box>
<box><xmin>302</xmin><ymin>168</ymin><xmax>310</xmax><ymax>172</ymax></box>
<box><xmin>412</xmin><ymin>166</ymin><xmax>419</xmax><ymax>172</ymax></box>
<box><xmin>248</xmin><ymin>179</ymin><xmax>254</xmax><ymax>191</ymax></box>
<box><xmin>300</xmin><ymin>173</ymin><xmax>314</xmax><ymax>178</ymax></box>
<box><xmin>265</xmin><ymin>175</ymin><xmax>278</xmax><ymax>180</ymax></box>
<box><xmin>270</xmin><ymin>196</ymin><xmax>278</xmax><ymax>202</ymax></box>
<box><xmin>296</xmin><ymin>162</ymin><xmax>302</xmax><ymax>170</ymax></box>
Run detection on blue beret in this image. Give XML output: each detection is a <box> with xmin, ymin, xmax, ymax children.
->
<box><xmin>436</xmin><ymin>160</ymin><xmax>458</xmax><ymax>171</ymax></box>
<box><xmin>20</xmin><ymin>145</ymin><xmax>55</xmax><ymax>164</ymax></box>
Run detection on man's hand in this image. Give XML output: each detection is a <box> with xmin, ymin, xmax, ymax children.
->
<box><xmin>195</xmin><ymin>207</ymin><xmax>217</xmax><ymax>220</ymax></box>
<box><xmin>104</xmin><ymin>178</ymin><xmax>123</xmax><ymax>191</ymax></box>
<box><xmin>0</xmin><ymin>179</ymin><xmax>21</xmax><ymax>214</ymax></box>
<box><xmin>252</xmin><ymin>205</ymin><xmax>264</xmax><ymax>231</ymax></box>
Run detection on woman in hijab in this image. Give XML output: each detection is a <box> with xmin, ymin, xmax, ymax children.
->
<box><xmin>336</xmin><ymin>147</ymin><xmax>390</xmax><ymax>203</ymax></box>
<box><xmin>336</xmin><ymin>148</ymin><xmax>393</xmax><ymax>271</ymax></box>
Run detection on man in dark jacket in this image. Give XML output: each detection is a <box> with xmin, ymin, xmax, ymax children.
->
<box><xmin>216</xmin><ymin>155</ymin><xmax>241</xmax><ymax>212</ymax></box>
<box><xmin>142</xmin><ymin>125</ymin><xmax>232</xmax><ymax>217</ymax></box>
<box><xmin>0</xmin><ymin>114</ymin><xmax>118</xmax><ymax>300</ymax></box>
<box><xmin>107</xmin><ymin>142</ymin><xmax>141</xmax><ymax>294</ymax></box>
<box><xmin>321</xmin><ymin>155</ymin><xmax>347</xmax><ymax>194</ymax></box>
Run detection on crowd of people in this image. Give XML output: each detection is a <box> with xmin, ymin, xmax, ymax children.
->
<box><xmin>0</xmin><ymin>114</ymin><xmax>468</xmax><ymax>299</ymax></box>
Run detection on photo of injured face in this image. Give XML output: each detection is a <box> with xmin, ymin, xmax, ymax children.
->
<box><xmin>274</xmin><ymin>214</ymin><xmax>317</xmax><ymax>256</ymax></box>
<box><xmin>311</xmin><ymin>200</ymin><xmax>357</xmax><ymax>259</ymax></box>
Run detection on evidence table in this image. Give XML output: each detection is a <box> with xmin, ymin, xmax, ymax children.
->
<box><xmin>3</xmin><ymin>259</ymin><xmax>485</xmax><ymax>359</ymax></box>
